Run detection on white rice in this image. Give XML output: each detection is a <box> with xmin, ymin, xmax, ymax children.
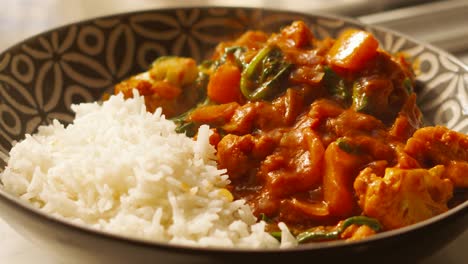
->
<box><xmin>0</xmin><ymin>93</ymin><xmax>296</xmax><ymax>248</ymax></box>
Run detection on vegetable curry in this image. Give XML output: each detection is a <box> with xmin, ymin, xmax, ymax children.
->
<box><xmin>115</xmin><ymin>21</ymin><xmax>468</xmax><ymax>243</ymax></box>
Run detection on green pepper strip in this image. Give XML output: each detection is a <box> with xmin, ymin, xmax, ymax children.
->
<box><xmin>296</xmin><ymin>216</ymin><xmax>382</xmax><ymax>243</ymax></box>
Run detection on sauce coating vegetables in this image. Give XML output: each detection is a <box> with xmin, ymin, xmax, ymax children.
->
<box><xmin>115</xmin><ymin>21</ymin><xmax>468</xmax><ymax>243</ymax></box>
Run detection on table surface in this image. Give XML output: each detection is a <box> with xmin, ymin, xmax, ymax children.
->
<box><xmin>0</xmin><ymin>1</ymin><xmax>466</xmax><ymax>263</ymax></box>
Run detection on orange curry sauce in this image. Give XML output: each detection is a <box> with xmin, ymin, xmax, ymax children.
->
<box><xmin>115</xmin><ymin>21</ymin><xmax>468</xmax><ymax>242</ymax></box>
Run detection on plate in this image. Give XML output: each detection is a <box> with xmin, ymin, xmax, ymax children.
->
<box><xmin>0</xmin><ymin>7</ymin><xmax>466</xmax><ymax>264</ymax></box>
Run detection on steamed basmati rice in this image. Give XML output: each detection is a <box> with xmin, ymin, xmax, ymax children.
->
<box><xmin>0</xmin><ymin>93</ymin><xmax>296</xmax><ymax>248</ymax></box>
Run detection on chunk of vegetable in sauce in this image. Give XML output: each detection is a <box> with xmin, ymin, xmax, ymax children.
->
<box><xmin>327</xmin><ymin>29</ymin><xmax>378</xmax><ymax>71</ymax></box>
<box><xmin>207</xmin><ymin>62</ymin><xmax>242</xmax><ymax>104</ymax></box>
<box><xmin>240</xmin><ymin>45</ymin><xmax>291</xmax><ymax>100</ymax></box>
<box><xmin>150</xmin><ymin>56</ymin><xmax>199</xmax><ymax>86</ymax></box>
<box><xmin>114</xmin><ymin>20</ymin><xmax>468</xmax><ymax>244</ymax></box>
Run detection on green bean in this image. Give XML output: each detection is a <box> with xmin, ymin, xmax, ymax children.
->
<box><xmin>340</xmin><ymin>216</ymin><xmax>382</xmax><ymax>233</ymax></box>
<box><xmin>296</xmin><ymin>229</ymin><xmax>340</xmax><ymax>243</ymax></box>
<box><xmin>296</xmin><ymin>216</ymin><xmax>382</xmax><ymax>243</ymax></box>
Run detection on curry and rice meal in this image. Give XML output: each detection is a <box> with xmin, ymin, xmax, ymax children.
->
<box><xmin>1</xmin><ymin>21</ymin><xmax>467</xmax><ymax>247</ymax></box>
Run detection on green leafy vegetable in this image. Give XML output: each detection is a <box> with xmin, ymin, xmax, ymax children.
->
<box><xmin>174</xmin><ymin>121</ymin><xmax>198</xmax><ymax>137</ymax></box>
<box><xmin>170</xmin><ymin>67</ymin><xmax>211</xmax><ymax>136</ymax></box>
<box><xmin>171</xmin><ymin>98</ymin><xmax>211</xmax><ymax>137</ymax></box>
<box><xmin>323</xmin><ymin>66</ymin><xmax>350</xmax><ymax>103</ymax></box>
<box><xmin>214</xmin><ymin>46</ymin><xmax>247</xmax><ymax>69</ymax></box>
<box><xmin>296</xmin><ymin>216</ymin><xmax>382</xmax><ymax>243</ymax></box>
<box><xmin>171</xmin><ymin>46</ymin><xmax>247</xmax><ymax>136</ymax></box>
<box><xmin>340</xmin><ymin>216</ymin><xmax>382</xmax><ymax>232</ymax></box>
<box><xmin>240</xmin><ymin>45</ymin><xmax>291</xmax><ymax>100</ymax></box>
<box><xmin>170</xmin><ymin>97</ymin><xmax>212</xmax><ymax>136</ymax></box>
<box><xmin>352</xmin><ymin>81</ymin><xmax>370</xmax><ymax>113</ymax></box>
<box><xmin>225</xmin><ymin>46</ymin><xmax>247</xmax><ymax>69</ymax></box>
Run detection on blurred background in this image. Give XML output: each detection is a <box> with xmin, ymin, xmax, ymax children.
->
<box><xmin>0</xmin><ymin>0</ymin><xmax>467</xmax><ymax>263</ymax></box>
<box><xmin>1</xmin><ymin>0</ymin><xmax>467</xmax><ymax>63</ymax></box>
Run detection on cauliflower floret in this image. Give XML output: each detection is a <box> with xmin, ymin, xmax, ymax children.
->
<box><xmin>404</xmin><ymin>126</ymin><xmax>468</xmax><ymax>187</ymax></box>
<box><xmin>443</xmin><ymin>161</ymin><xmax>468</xmax><ymax>188</ymax></box>
<box><xmin>405</xmin><ymin>126</ymin><xmax>468</xmax><ymax>165</ymax></box>
<box><xmin>354</xmin><ymin>165</ymin><xmax>453</xmax><ymax>230</ymax></box>
<box><xmin>114</xmin><ymin>57</ymin><xmax>200</xmax><ymax>118</ymax></box>
<box><xmin>340</xmin><ymin>224</ymin><xmax>377</xmax><ymax>241</ymax></box>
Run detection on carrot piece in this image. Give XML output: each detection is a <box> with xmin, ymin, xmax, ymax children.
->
<box><xmin>327</xmin><ymin>29</ymin><xmax>378</xmax><ymax>71</ymax></box>
<box><xmin>207</xmin><ymin>62</ymin><xmax>242</xmax><ymax>104</ymax></box>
